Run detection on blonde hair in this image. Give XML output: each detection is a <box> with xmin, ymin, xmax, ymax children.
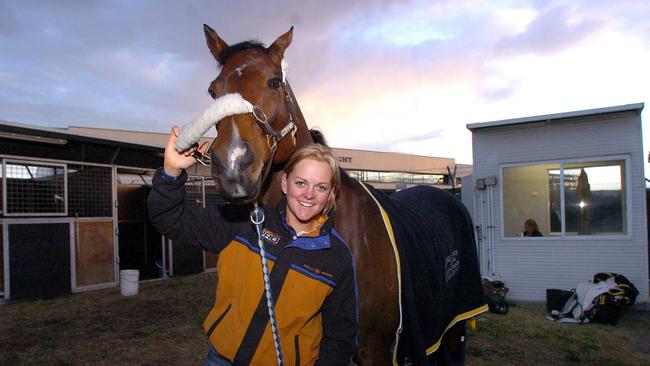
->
<box><xmin>284</xmin><ymin>144</ymin><xmax>341</xmax><ymax>215</ymax></box>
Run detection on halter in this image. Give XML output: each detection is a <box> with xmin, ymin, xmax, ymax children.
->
<box><xmin>190</xmin><ymin>85</ymin><xmax>298</xmax><ymax>177</ymax></box>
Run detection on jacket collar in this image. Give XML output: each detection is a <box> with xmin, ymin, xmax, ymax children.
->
<box><xmin>276</xmin><ymin>196</ymin><xmax>335</xmax><ymax>250</ymax></box>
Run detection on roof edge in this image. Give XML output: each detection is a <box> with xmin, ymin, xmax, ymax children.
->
<box><xmin>0</xmin><ymin>119</ymin><xmax>162</xmax><ymax>150</ymax></box>
<box><xmin>467</xmin><ymin>102</ymin><xmax>645</xmax><ymax>131</ymax></box>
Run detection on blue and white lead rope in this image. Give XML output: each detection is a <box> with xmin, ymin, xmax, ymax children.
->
<box><xmin>250</xmin><ymin>204</ymin><xmax>284</xmax><ymax>366</ymax></box>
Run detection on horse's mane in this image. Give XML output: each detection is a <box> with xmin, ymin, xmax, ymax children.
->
<box><xmin>309</xmin><ymin>129</ymin><xmax>328</xmax><ymax>146</ymax></box>
<box><xmin>217</xmin><ymin>40</ymin><xmax>266</xmax><ymax>65</ymax></box>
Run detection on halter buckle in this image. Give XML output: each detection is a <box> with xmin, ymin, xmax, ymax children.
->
<box><xmin>290</xmin><ymin>124</ymin><xmax>298</xmax><ymax>146</ymax></box>
<box><xmin>252</xmin><ymin>106</ymin><xmax>268</xmax><ymax>124</ymax></box>
<box><xmin>190</xmin><ymin>144</ymin><xmax>212</xmax><ymax>167</ymax></box>
<box><xmin>267</xmin><ymin>135</ymin><xmax>277</xmax><ymax>152</ymax></box>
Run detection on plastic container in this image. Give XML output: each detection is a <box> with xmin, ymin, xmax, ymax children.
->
<box><xmin>546</xmin><ymin>289</ymin><xmax>573</xmax><ymax>313</ymax></box>
<box><xmin>120</xmin><ymin>269</ymin><xmax>140</xmax><ymax>296</ymax></box>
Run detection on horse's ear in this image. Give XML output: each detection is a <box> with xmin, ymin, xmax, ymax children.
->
<box><xmin>268</xmin><ymin>26</ymin><xmax>293</xmax><ymax>62</ymax></box>
<box><xmin>204</xmin><ymin>24</ymin><xmax>229</xmax><ymax>61</ymax></box>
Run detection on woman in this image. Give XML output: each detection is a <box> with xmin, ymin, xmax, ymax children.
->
<box><xmin>148</xmin><ymin>127</ymin><xmax>358</xmax><ymax>366</ymax></box>
<box><xmin>522</xmin><ymin>218</ymin><xmax>543</xmax><ymax>237</ymax></box>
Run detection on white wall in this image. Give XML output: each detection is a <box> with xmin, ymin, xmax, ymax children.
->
<box><xmin>461</xmin><ymin>174</ymin><xmax>474</xmax><ymax>218</ymax></box>
<box><xmin>471</xmin><ymin>110</ymin><xmax>649</xmax><ymax>303</ymax></box>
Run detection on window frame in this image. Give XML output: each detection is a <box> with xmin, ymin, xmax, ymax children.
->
<box><xmin>2</xmin><ymin>159</ymin><xmax>69</xmax><ymax>217</ymax></box>
<box><xmin>499</xmin><ymin>154</ymin><xmax>632</xmax><ymax>241</ymax></box>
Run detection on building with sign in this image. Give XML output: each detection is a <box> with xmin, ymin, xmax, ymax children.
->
<box><xmin>66</xmin><ymin>126</ymin><xmax>471</xmax><ymax>192</ymax></box>
<box><xmin>1</xmin><ymin>121</ymin><xmax>469</xmax><ymax>301</ymax></box>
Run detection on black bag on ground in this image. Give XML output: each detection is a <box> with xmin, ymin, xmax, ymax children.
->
<box><xmin>483</xmin><ymin>278</ymin><xmax>509</xmax><ymax>314</ymax></box>
<box><xmin>590</xmin><ymin>272</ymin><xmax>639</xmax><ymax>325</ymax></box>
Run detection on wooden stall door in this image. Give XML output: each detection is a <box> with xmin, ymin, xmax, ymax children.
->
<box><xmin>75</xmin><ymin>220</ymin><xmax>115</xmax><ymax>288</ymax></box>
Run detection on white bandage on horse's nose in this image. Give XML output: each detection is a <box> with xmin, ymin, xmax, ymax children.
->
<box><xmin>175</xmin><ymin>93</ymin><xmax>254</xmax><ymax>151</ymax></box>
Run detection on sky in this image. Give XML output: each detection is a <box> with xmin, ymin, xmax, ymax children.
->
<box><xmin>1</xmin><ymin>0</ymin><xmax>649</xmax><ymax>166</ymax></box>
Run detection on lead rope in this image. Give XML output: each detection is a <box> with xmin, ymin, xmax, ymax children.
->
<box><xmin>250</xmin><ymin>203</ymin><xmax>285</xmax><ymax>366</ymax></box>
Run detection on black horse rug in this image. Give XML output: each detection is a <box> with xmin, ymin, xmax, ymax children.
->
<box><xmin>361</xmin><ymin>184</ymin><xmax>487</xmax><ymax>365</ymax></box>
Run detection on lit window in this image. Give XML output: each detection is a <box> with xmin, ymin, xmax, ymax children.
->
<box><xmin>502</xmin><ymin>159</ymin><xmax>626</xmax><ymax>237</ymax></box>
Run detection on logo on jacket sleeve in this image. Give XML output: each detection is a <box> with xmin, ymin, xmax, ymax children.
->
<box><xmin>262</xmin><ymin>228</ymin><xmax>281</xmax><ymax>246</ymax></box>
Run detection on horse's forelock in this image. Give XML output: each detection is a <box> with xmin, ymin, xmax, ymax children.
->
<box><xmin>309</xmin><ymin>129</ymin><xmax>328</xmax><ymax>146</ymax></box>
<box><xmin>217</xmin><ymin>40</ymin><xmax>267</xmax><ymax>65</ymax></box>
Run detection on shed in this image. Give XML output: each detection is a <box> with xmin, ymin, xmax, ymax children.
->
<box><xmin>466</xmin><ymin>103</ymin><xmax>649</xmax><ymax>303</ymax></box>
<box><xmin>0</xmin><ymin>120</ymin><xmax>217</xmax><ymax>301</ymax></box>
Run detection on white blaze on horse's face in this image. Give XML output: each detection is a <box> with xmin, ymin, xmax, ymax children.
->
<box><xmin>223</xmin><ymin>119</ymin><xmax>251</xmax><ymax>199</ymax></box>
<box><xmin>227</xmin><ymin>120</ymin><xmax>246</xmax><ymax>170</ymax></box>
<box><xmin>229</xmin><ymin>145</ymin><xmax>246</xmax><ymax>170</ymax></box>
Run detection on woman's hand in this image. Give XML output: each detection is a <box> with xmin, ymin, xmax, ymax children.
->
<box><xmin>163</xmin><ymin>126</ymin><xmax>209</xmax><ymax>177</ymax></box>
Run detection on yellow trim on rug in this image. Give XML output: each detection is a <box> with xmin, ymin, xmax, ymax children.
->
<box><xmin>425</xmin><ymin>304</ymin><xmax>489</xmax><ymax>355</ymax></box>
<box><xmin>358</xmin><ymin>182</ymin><xmax>404</xmax><ymax>366</ymax></box>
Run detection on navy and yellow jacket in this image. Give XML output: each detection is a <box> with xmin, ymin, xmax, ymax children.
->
<box><xmin>148</xmin><ymin>169</ymin><xmax>358</xmax><ymax>366</ymax></box>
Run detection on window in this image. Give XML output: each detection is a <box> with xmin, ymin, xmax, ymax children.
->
<box><xmin>68</xmin><ymin>164</ymin><xmax>113</xmax><ymax>217</ymax></box>
<box><xmin>379</xmin><ymin>171</ymin><xmax>402</xmax><ymax>183</ymax></box>
<box><xmin>502</xmin><ymin>158</ymin><xmax>627</xmax><ymax>237</ymax></box>
<box><xmin>2</xmin><ymin>160</ymin><xmax>67</xmax><ymax>216</ymax></box>
<box><xmin>344</xmin><ymin>169</ymin><xmax>446</xmax><ymax>186</ymax></box>
<box><xmin>346</xmin><ymin>170</ymin><xmax>361</xmax><ymax>181</ymax></box>
<box><xmin>365</xmin><ymin>171</ymin><xmax>380</xmax><ymax>182</ymax></box>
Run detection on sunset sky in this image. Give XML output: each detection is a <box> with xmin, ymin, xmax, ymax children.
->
<box><xmin>1</xmin><ymin>0</ymin><xmax>649</xmax><ymax>167</ymax></box>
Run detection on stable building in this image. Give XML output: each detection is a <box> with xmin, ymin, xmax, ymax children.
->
<box><xmin>1</xmin><ymin>121</ymin><xmax>467</xmax><ymax>301</ymax></box>
<box><xmin>68</xmin><ymin>127</ymin><xmax>469</xmax><ymax>193</ymax></box>
<box><xmin>465</xmin><ymin>103</ymin><xmax>649</xmax><ymax>304</ymax></box>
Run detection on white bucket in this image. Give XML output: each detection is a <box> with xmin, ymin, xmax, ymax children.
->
<box><xmin>120</xmin><ymin>269</ymin><xmax>140</xmax><ymax>296</ymax></box>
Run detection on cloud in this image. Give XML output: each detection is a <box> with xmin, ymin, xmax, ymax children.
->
<box><xmin>495</xmin><ymin>4</ymin><xmax>607</xmax><ymax>57</ymax></box>
<box><xmin>0</xmin><ymin>0</ymin><xmax>649</xmax><ymax>170</ymax></box>
<box><xmin>0</xmin><ymin>0</ymin><xmax>401</xmax><ymax>132</ymax></box>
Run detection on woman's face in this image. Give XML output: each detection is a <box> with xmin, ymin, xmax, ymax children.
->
<box><xmin>281</xmin><ymin>158</ymin><xmax>333</xmax><ymax>233</ymax></box>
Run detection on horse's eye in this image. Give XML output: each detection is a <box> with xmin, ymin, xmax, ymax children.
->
<box><xmin>268</xmin><ymin>78</ymin><xmax>282</xmax><ymax>90</ymax></box>
<box><xmin>208</xmin><ymin>89</ymin><xmax>217</xmax><ymax>99</ymax></box>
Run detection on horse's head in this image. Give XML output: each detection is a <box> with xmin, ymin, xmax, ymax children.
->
<box><xmin>177</xmin><ymin>25</ymin><xmax>299</xmax><ymax>203</ymax></box>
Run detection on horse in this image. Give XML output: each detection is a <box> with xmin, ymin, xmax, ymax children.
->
<box><xmin>175</xmin><ymin>25</ymin><xmax>486</xmax><ymax>365</ymax></box>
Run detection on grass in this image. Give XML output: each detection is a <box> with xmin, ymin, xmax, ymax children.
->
<box><xmin>0</xmin><ymin>274</ymin><xmax>215</xmax><ymax>365</ymax></box>
<box><xmin>1</xmin><ymin>272</ymin><xmax>649</xmax><ymax>365</ymax></box>
<box><xmin>466</xmin><ymin>302</ymin><xmax>650</xmax><ymax>365</ymax></box>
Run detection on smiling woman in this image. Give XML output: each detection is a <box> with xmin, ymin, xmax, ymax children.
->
<box><xmin>281</xmin><ymin>144</ymin><xmax>341</xmax><ymax>235</ymax></box>
<box><xmin>148</xmin><ymin>138</ymin><xmax>357</xmax><ymax>365</ymax></box>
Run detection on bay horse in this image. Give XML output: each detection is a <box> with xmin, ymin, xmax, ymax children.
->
<box><xmin>176</xmin><ymin>25</ymin><xmax>486</xmax><ymax>365</ymax></box>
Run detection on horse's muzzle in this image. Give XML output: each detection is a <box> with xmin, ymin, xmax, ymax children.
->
<box><xmin>211</xmin><ymin>153</ymin><xmax>263</xmax><ymax>204</ymax></box>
